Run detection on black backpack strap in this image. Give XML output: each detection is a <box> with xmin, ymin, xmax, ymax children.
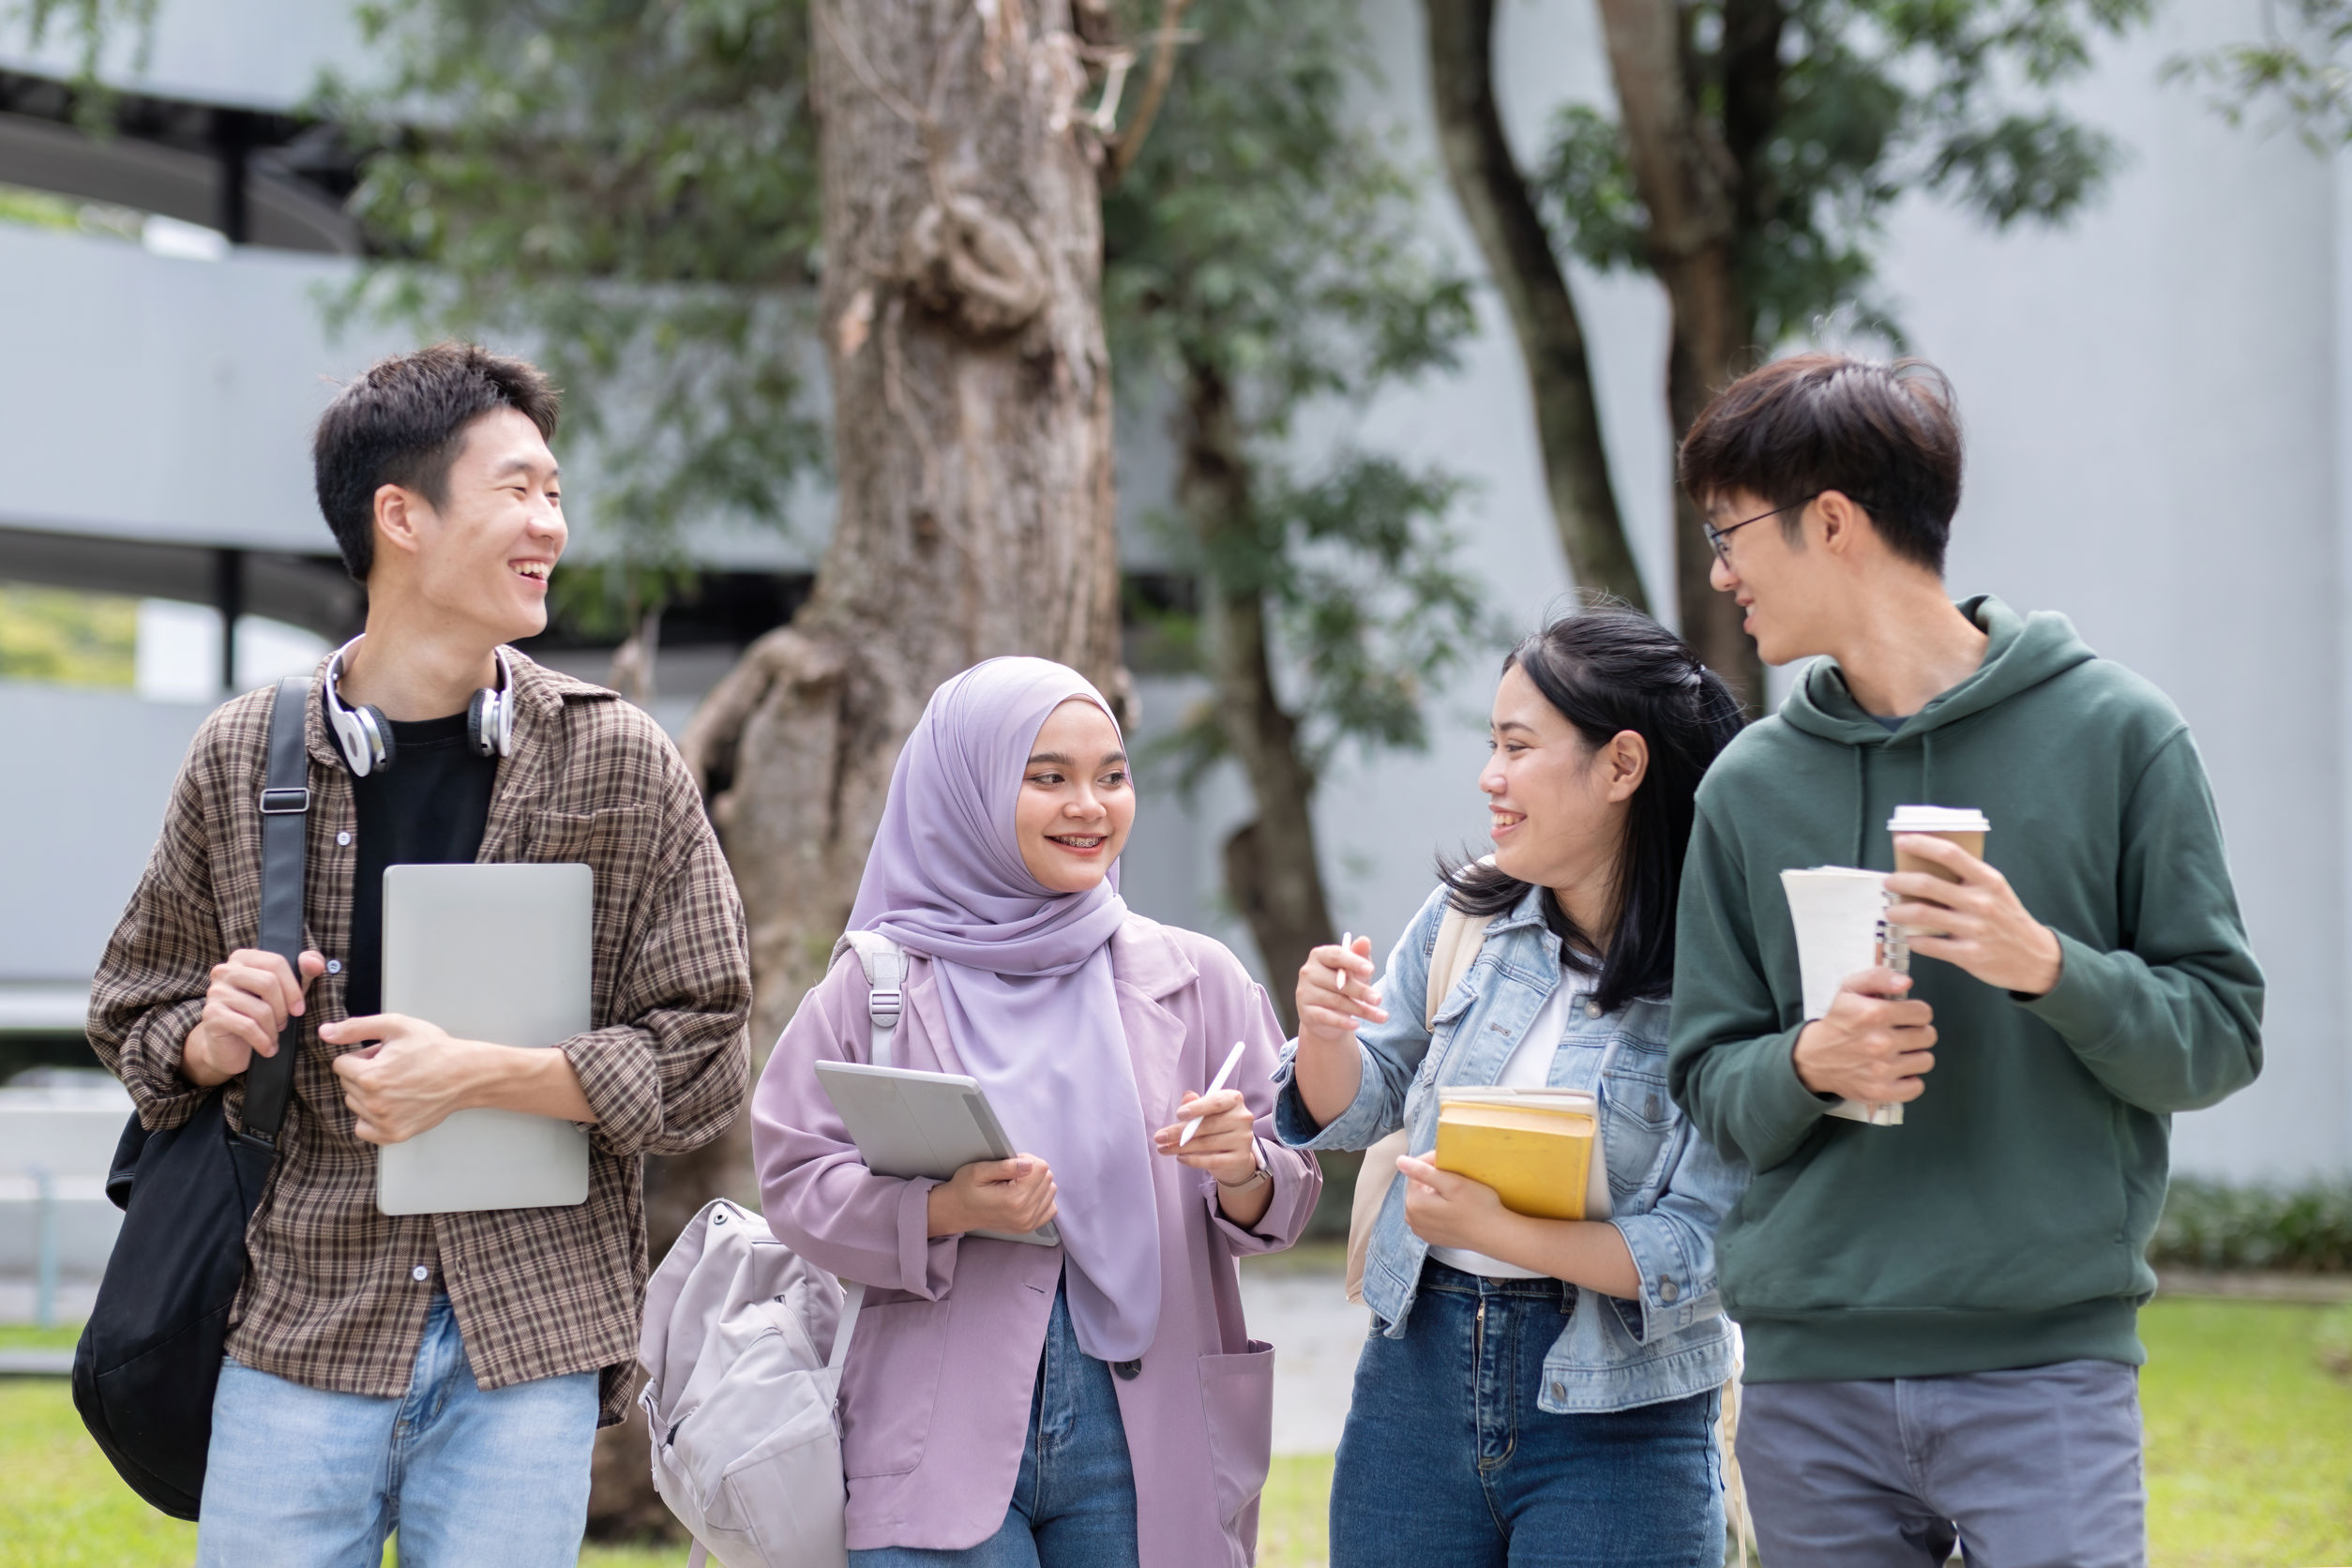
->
<box><xmin>240</xmin><ymin>676</ymin><xmax>312</xmax><ymax>1144</ymax></box>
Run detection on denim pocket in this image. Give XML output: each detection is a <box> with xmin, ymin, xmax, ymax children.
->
<box><xmin>1198</xmin><ymin>1341</ymin><xmax>1276</xmax><ymax>1528</ymax></box>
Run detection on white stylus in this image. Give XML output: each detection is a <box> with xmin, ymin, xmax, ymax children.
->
<box><xmin>1179</xmin><ymin>1038</ymin><xmax>1250</xmax><ymax>1145</ymax></box>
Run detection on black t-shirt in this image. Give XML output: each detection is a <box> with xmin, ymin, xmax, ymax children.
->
<box><xmin>343</xmin><ymin>712</ymin><xmax>500</xmax><ymax>1019</ymax></box>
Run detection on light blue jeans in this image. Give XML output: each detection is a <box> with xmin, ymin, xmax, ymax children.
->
<box><xmin>850</xmin><ymin>1279</ymin><xmax>1140</xmax><ymax>1568</ymax></box>
<box><xmin>194</xmin><ymin>1292</ymin><xmax>599</xmax><ymax>1568</ymax></box>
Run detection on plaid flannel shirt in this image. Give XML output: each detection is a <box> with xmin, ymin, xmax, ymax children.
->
<box><xmin>86</xmin><ymin>650</ymin><xmax>752</xmax><ymax>1424</ymax></box>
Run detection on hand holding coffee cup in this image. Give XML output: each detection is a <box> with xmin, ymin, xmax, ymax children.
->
<box><xmin>1792</xmin><ymin>967</ymin><xmax>1938</xmax><ymax>1106</ymax></box>
<box><xmin>1883</xmin><ymin>809</ymin><xmax>2063</xmax><ymax>997</ymax></box>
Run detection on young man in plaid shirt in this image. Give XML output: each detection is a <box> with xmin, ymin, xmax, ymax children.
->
<box><xmin>89</xmin><ymin>342</ymin><xmax>752</xmax><ymax>1566</ymax></box>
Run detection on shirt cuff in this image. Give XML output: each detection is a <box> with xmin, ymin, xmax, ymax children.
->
<box><xmin>1606</xmin><ymin>1214</ymin><xmax>1714</xmax><ymax>1343</ymax></box>
<box><xmin>1272</xmin><ymin>1042</ymin><xmax>1392</xmax><ymax>1150</ymax></box>
<box><xmin>560</xmin><ymin>1025</ymin><xmax>662</xmax><ymax>1153</ymax></box>
<box><xmin>129</xmin><ymin>999</ymin><xmax>212</xmax><ymax>1131</ymax></box>
<box><xmin>897</xmin><ymin>1176</ymin><xmax>960</xmax><ymax>1298</ymax></box>
<box><xmin>2016</xmin><ymin>930</ymin><xmax>2124</xmax><ymax>1053</ymax></box>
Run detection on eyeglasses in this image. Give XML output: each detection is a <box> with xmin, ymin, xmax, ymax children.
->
<box><xmin>1702</xmin><ymin>495</ymin><xmax>1817</xmax><ymax>565</ymax></box>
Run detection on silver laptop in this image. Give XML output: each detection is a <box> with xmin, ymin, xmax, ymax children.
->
<box><xmin>375</xmin><ymin>862</ymin><xmax>594</xmax><ymax>1215</ymax></box>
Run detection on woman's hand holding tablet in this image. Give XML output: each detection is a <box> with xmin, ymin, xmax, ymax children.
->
<box><xmin>926</xmin><ymin>1153</ymin><xmax>1059</xmax><ymax>1239</ymax></box>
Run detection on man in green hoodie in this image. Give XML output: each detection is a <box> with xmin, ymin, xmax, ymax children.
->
<box><xmin>1667</xmin><ymin>354</ymin><xmax>2263</xmax><ymax>1566</ymax></box>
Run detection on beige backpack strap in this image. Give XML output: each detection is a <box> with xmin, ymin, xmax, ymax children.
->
<box><xmin>1424</xmin><ymin>900</ymin><xmax>1496</xmax><ymax>1031</ymax></box>
<box><xmin>1345</xmin><ymin>897</ymin><xmax>1494</xmax><ymax>1305</ymax></box>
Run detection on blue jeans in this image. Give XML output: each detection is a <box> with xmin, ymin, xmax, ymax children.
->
<box><xmin>851</xmin><ymin>1280</ymin><xmax>1139</xmax><ymax>1568</ymax></box>
<box><xmin>1331</xmin><ymin>1260</ymin><xmax>1724</xmax><ymax>1568</ymax></box>
<box><xmin>195</xmin><ymin>1292</ymin><xmax>599</xmax><ymax>1568</ymax></box>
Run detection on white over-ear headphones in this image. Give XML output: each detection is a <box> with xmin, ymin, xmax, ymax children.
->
<box><xmin>324</xmin><ymin>637</ymin><xmax>517</xmax><ymax>776</ymax></box>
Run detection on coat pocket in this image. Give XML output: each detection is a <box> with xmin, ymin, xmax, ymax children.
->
<box><xmin>837</xmin><ymin>1298</ymin><xmax>947</xmax><ymax>1479</ymax></box>
<box><xmin>1198</xmin><ymin>1342</ymin><xmax>1276</xmax><ymax>1530</ymax></box>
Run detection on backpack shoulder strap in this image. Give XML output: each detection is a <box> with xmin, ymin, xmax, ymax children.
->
<box><xmin>1425</xmin><ymin>900</ymin><xmax>1497</xmax><ymax>1033</ymax></box>
<box><xmin>828</xmin><ymin>931</ymin><xmax>908</xmax><ymax>1069</ymax></box>
<box><xmin>242</xmin><ymin>676</ymin><xmax>312</xmax><ymax>1144</ymax></box>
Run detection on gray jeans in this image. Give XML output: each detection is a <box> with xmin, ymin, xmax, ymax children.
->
<box><xmin>1737</xmin><ymin>1360</ymin><xmax>2146</xmax><ymax>1568</ymax></box>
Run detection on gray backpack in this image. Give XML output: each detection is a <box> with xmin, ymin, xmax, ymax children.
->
<box><xmin>637</xmin><ymin>935</ymin><xmax>909</xmax><ymax>1568</ymax></box>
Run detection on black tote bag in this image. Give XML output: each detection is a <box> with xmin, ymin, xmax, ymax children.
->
<box><xmin>73</xmin><ymin>675</ymin><xmax>311</xmax><ymax>1520</ymax></box>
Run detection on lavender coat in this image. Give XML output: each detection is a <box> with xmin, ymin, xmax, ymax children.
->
<box><xmin>753</xmin><ymin>914</ymin><xmax>1321</xmax><ymax>1567</ymax></box>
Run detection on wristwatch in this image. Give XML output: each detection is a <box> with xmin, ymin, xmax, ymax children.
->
<box><xmin>1215</xmin><ymin>1141</ymin><xmax>1272</xmax><ymax>1192</ymax></box>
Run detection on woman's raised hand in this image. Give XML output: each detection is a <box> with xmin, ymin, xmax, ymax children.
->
<box><xmin>927</xmin><ymin>1154</ymin><xmax>1059</xmax><ymax>1238</ymax></box>
<box><xmin>1295</xmin><ymin>934</ymin><xmax>1387</xmax><ymax>1056</ymax></box>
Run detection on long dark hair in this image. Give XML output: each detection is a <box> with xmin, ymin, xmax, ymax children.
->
<box><xmin>1439</xmin><ymin>610</ymin><xmax>1744</xmax><ymax>1013</ymax></box>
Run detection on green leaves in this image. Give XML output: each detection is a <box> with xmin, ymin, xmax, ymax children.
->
<box><xmin>323</xmin><ymin>0</ymin><xmax>826</xmax><ymax>590</ymax></box>
<box><xmin>1534</xmin><ymin>0</ymin><xmax>2143</xmax><ymax>350</ymax></box>
<box><xmin>1108</xmin><ymin>0</ymin><xmax>1488</xmax><ymax>782</ymax></box>
<box><xmin>2171</xmin><ymin>0</ymin><xmax>2352</xmax><ymax>149</ymax></box>
<box><xmin>1153</xmin><ymin>449</ymin><xmax>1492</xmax><ymax>786</ymax></box>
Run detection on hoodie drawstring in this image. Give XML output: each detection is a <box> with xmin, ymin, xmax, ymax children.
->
<box><xmin>1853</xmin><ymin>746</ymin><xmax>1868</xmax><ymax>866</ymax></box>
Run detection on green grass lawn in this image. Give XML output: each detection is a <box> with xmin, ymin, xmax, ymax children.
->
<box><xmin>3</xmin><ymin>1298</ymin><xmax>2344</xmax><ymax>1567</ymax></box>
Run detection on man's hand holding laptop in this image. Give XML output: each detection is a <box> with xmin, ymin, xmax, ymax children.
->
<box><xmin>322</xmin><ymin>1013</ymin><xmax>597</xmax><ymax>1145</ymax></box>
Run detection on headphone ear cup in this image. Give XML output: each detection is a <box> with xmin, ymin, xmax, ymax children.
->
<box><xmin>358</xmin><ymin>706</ymin><xmax>396</xmax><ymax>774</ymax></box>
<box><xmin>467</xmin><ymin>688</ymin><xmax>499</xmax><ymax>759</ymax></box>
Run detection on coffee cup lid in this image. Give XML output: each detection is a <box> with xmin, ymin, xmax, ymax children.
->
<box><xmin>1887</xmin><ymin>805</ymin><xmax>1990</xmax><ymax>834</ymax></box>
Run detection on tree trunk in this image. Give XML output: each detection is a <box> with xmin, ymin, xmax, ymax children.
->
<box><xmin>592</xmin><ymin>0</ymin><xmax>1121</xmax><ymax>1535</ymax></box>
<box><xmin>1593</xmin><ymin>0</ymin><xmax>1767</xmax><ymax>710</ymax></box>
<box><xmin>1179</xmin><ymin>358</ymin><xmax>1333</xmax><ymax>1029</ymax></box>
<box><xmin>1421</xmin><ymin>0</ymin><xmax>1649</xmax><ymax>611</ymax></box>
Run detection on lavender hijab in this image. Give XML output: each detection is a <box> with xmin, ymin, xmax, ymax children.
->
<box><xmin>847</xmin><ymin>657</ymin><xmax>1160</xmax><ymax>1361</ymax></box>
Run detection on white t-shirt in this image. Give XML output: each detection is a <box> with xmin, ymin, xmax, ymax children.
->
<box><xmin>1426</xmin><ymin>981</ymin><xmax>1577</xmax><ymax>1280</ymax></box>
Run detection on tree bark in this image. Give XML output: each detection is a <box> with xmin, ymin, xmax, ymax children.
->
<box><xmin>593</xmin><ymin>0</ymin><xmax>1121</xmax><ymax>1534</ymax></box>
<box><xmin>1593</xmin><ymin>0</ymin><xmax>1767</xmax><ymax>710</ymax></box>
<box><xmin>1179</xmin><ymin>358</ymin><xmax>1334</xmax><ymax>1029</ymax></box>
<box><xmin>1422</xmin><ymin>0</ymin><xmax>1649</xmax><ymax>611</ymax></box>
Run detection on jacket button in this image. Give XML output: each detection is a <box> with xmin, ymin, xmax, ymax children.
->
<box><xmin>411</xmin><ymin>1264</ymin><xmax>430</xmax><ymax>1283</ymax></box>
<box><xmin>1584</xmin><ymin>1000</ymin><xmax>1603</xmax><ymax>1018</ymax></box>
<box><xmin>1550</xmin><ymin>1381</ymin><xmax>1565</xmax><ymax>1399</ymax></box>
<box><xmin>337</xmin><ymin>831</ymin><xmax>352</xmax><ymax>846</ymax></box>
<box><xmin>1112</xmin><ymin>1358</ymin><xmax>1141</xmax><ymax>1380</ymax></box>
<box><xmin>1658</xmin><ymin>1277</ymin><xmax>1679</xmax><ymax>1303</ymax></box>
<box><xmin>325</xmin><ymin>959</ymin><xmax>341</xmax><ymax>975</ymax></box>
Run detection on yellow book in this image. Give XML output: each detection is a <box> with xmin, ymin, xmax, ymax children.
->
<box><xmin>1433</xmin><ymin>1089</ymin><xmax>1608</xmax><ymax>1221</ymax></box>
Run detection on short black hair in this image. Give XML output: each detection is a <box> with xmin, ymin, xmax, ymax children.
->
<box><xmin>1438</xmin><ymin>610</ymin><xmax>1744</xmax><ymax>1014</ymax></box>
<box><xmin>312</xmin><ymin>341</ymin><xmax>561</xmax><ymax>582</ymax></box>
<box><xmin>1678</xmin><ymin>353</ymin><xmax>1962</xmax><ymax>573</ymax></box>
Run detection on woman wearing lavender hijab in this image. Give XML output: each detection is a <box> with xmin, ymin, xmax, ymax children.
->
<box><xmin>753</xmin><ymin>656</ymin><xmax>1321</xmax><ymax>1568</ymax></box>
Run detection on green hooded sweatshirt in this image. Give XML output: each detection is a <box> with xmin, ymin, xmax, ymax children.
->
<box><xmin>1668</xmin><ymin>596</ymin><xmax>2264</xmax><ymax>1381</ymax></box>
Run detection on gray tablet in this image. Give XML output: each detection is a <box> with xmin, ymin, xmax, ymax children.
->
<box><xmin>375</xmin><ymin>862</ymin><xmax>594</xmax><ymax>1216</ymax></box>
<box><xmin>814</xmin><ymin>1061</ymin><xmax>1060</xmax><ymax>1246</ymax></box>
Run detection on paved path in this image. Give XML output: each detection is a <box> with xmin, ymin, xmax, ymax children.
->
<box><xmin>1238</xmin><ymin>1264</ymin><xmax>1364</xmax><ymax>1455</ymax></box>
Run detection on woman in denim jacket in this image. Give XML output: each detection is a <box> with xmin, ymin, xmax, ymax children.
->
<box><xmin>1274</xmin><ymin>611</ymin><xmax>1749</xmax><ymax>1567</ymax></box>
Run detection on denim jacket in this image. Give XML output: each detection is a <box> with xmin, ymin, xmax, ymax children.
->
<box><xmin>1274</xmin><ymin>882</ymin><xmax>1747</xmax><ymax>1413</ymax></box>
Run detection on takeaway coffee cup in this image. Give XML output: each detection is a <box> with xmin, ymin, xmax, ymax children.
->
<box><xmin>1888</xmin><ymin>804</ymin><xmax>1990</xmax><ymax>882</ymax></box>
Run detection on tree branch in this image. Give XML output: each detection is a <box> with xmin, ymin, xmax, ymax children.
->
<box><xmin>1421</xmin><ymin>0</ymin><xmax>1649</xmax><ymax>610</ymax></box>
<box><xmin>1108</xmin><ymin>0</ymin><xmax>1197</xmax><ymax>186</ymax></box>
